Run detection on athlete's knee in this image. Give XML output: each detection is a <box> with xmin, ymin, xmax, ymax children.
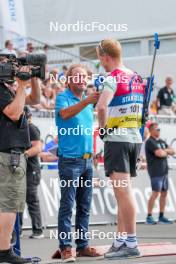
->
<box><xmin>114</xmin><ymin>187</ymin><xmax>132</xmax><ymax>202</ymax></box>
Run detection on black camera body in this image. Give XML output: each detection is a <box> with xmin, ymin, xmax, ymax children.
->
<box><xmin>0</xmin><ymin>53</ymin><xmax>47</xmax><ymax>83</ymax></box>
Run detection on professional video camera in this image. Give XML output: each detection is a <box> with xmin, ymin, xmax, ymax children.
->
<box><xmin>0</xmin><ymin>53</ymin><xmax>47</xmax><ymax>83</ymax></box>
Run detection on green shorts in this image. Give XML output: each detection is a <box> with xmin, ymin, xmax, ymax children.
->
<box><xmin>0</xmin><ymin>152</ymin><xmax>27</xmax><ymax>213</ymax></box>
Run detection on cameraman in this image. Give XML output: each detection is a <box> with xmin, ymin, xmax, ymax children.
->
<box><xmin>0</xmin><ymin>67</ymin><xmax>40</xmax><ymax>264</ymax></box>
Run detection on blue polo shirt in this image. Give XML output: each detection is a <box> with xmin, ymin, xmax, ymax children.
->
<box><xmin>55</xmin><ymin>89</ymin><xmax>94</xmax><ymax>158</ymax></box>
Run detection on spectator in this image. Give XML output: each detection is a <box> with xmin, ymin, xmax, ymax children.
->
<box><xmin>51</xmin><ymin>82</ymin><xmax>65</xmax><ymax>95</ymax></box>
<box><xmin>145</xmin><ymin>122</ymin><xmax>175</xmax><ymax>224</ymax></box>
<box><xmin>62</xmin><ymin>65</ymin><xmax>68</xmax><ymax>76</ymax></box>
<box><xmin>2</xmin><ymin>40</ymin><xmax>17</xmax><ymax>56</ymax></box>
<box><xmin>50</xmin><ymin>68</ymin><xmax>59</xmax><ymax>80</ymax></box>
<box><xmin>157</xmin><ymin>77</ymin><xmax>176</xmax><ymax>115</ymax></box>
<box><xmin>43</xmin><ymin>44</ymin><xmax>49</xmax><ymax>55</ymax></box>
<box><xmin>41</xmin><ymin>85</ymin><xmax>55</xmax><ymax>109</ymax></box>
<box><xmin>150</xmin><ymin>100</ymin><xmax>157</xmax><ymax>115</ymax></box>
<box><xmin>27</xmin><ymin>42</ymin><xmax>34</xmax><ymax>53</ymax></box>
<box><xmin>34</xmin><ymin>84</ymin><xmax>55</xmax><ymax>110</ymax></box>
<box><xmin>138</xmin><ymin>125</ymin><xmax>150</xmax><ymax>170</ymax></box>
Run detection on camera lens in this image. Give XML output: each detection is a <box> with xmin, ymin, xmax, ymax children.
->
<box><xmin>26</xmin><ymin>54</ymin><xmax>47</xmax><ymax>66</ymax></box>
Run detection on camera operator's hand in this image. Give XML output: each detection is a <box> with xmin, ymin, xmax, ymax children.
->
<box><xmin>26</xmin><ymin>77</ymin><xmax>41</xmax><ymax>105</ymax></box>
<box><xmin>15</xmin><ymin>66</ymin><xmax>41</xmax><ymax>105</ymax></box>
<box><xmin>16</xmin><ymin>66</ymin><xmax>31</xmax><ymax>88</ymax></box>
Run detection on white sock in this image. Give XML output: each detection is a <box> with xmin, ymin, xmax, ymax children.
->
<box><xmin>113</xmin><ymin>234</ymin><xmax>126</xmax><ymax>248</ymax></box>
<box><xmin>125</xmin><ymin>233</ymin><xmax>138</xmax><ymax>248</ymax></box>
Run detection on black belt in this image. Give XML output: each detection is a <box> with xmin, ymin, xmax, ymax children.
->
<box><xmin>0</xmin><ymin>148</ymin><xmax>25</xmax><ymax>154</ymax></box>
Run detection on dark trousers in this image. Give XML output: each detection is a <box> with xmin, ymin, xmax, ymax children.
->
<box><xmin>20</xmin><ymin>170</ymin><xmax>43</xmax><ymax>234</ymax></box>
<box><xmin>58</xmin><ymin>157</ymin><xmax>93</xmax><ymax>250</ymax></box>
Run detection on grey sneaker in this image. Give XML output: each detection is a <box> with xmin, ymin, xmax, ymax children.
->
<box><xmin>104</xmin><ymin>243</ymin><xmax>125</xmax><ymax>259</ymax></box>
<box><xmin>105</xmin><ymin>244</ymin><xmax>141</xmax><ymax>259</ymax></box>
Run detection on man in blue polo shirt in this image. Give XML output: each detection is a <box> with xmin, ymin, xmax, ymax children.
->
<box><xmin>54</xmin><ymin>64</ymin><xmax>100</xmax><ymax>262</ymax></box>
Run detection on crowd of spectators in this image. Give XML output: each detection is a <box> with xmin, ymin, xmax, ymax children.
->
<box><xmin>0</xmin><ymin>39</ymin><xmax>98</xmax><ymax>112</ymax></box>
<box><xmin>1</xmin><ymin>39</ymin><xmax>176</xmax><ymax>115</ymax></box>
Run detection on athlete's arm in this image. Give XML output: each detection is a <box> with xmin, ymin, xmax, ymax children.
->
<box><xmin>97</xmin><ymin>90</ymin><xmax>113</xmax><ymax>128</ymax></box>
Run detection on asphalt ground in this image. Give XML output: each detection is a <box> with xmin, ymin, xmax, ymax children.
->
<box><xmin>20</xmin><ymin>223</ymin><xmax>176</xmax><ymax>264</ymax></box>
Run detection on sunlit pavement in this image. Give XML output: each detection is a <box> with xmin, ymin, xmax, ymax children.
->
<box><xmin>20</xmin><ymin>223</ymin><xmax>176</xmax><ymax>263</ymax></box>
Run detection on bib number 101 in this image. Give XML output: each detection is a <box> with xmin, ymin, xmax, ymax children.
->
<box><xmin>130</xmin><ymin>105</ymin><xmax>140</xmax><ymax>113</ymax></box>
